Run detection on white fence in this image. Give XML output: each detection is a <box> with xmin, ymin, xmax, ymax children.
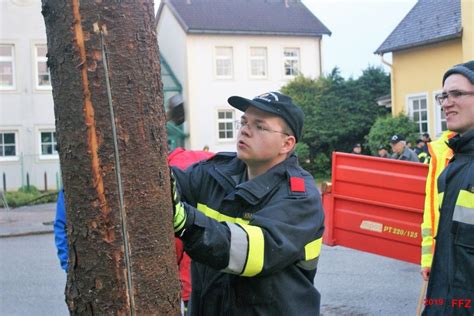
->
<box><xmin>0</xmin><ymin>153</ymin><xmax>61</xmax><ymax>191</ymax></box>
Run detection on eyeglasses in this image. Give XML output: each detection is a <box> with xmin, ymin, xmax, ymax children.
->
<box><xmin>435</xmin><ymin>90</ymin><xmax>474</xmax><ymax>106</ymax></box>
<box><xmin>236</xmin><ymin>120</ymin><xmax>290</xmax><ymax>136</ymax></box>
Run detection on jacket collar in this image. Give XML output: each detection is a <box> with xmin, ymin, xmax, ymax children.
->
<box><xmin>448</xmin><ymin>129</ymin><xmax>474</xmax><ymax>154</ymax></box>
<box><xmin>210</xmin><ymin>154</ymin><xmax>298</xmax><ymax>205</ymax></box>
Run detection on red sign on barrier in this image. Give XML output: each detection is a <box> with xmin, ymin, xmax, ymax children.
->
<box><xmin>322</xmin><ymin>152</ymin><xmax>429</xmax><ymax>264</ymax></box>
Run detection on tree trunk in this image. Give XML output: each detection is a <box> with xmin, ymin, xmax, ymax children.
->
<box><xmin>41</xmin><ymin>1</ymin><xmax>181</xmax><ymax>314</ymax></box>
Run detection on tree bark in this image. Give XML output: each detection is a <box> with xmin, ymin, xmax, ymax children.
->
<box><xmin>41</xmin><ymin>1</ymin><xmax>181</xmax><ymax>314</ymax></box>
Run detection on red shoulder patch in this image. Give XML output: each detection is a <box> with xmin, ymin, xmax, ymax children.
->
<box><xmin>290</xmin><ymin>177</ymin><xmax>305</xmax><ymax>192</ymax></box>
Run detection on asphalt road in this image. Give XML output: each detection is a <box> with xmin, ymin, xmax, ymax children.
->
<box><xmin>316</xmin><ymin>245</ymin><xmax>421</xmax><ymax>315</ymax></box>
<box><xmin>0</xmin><ymin>234</ymin><xmax>68</xmax><ymax>316</ymax></box>
<box><xmin>0</xmin><ymin>234</ymin><xmax>423</xmax><ymax>315</ymax></box>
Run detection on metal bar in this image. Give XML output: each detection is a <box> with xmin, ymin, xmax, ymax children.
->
<box><xmin>100</xmin><ymin>30</ymin><xmax>136</xmax><ymax>314</ymax></box>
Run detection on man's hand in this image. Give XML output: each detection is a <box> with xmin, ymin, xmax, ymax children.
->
<box><xmin>421</xmin><ymin>267</ymin><xmax>431</xmax><ymax>281</ymax></box>
<box><xmin>171</xmin><ymin>171</ymin><xmax>187</xmax><ymax>235</ymax></box>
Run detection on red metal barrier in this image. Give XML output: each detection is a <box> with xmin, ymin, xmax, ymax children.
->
<box><xmin>322</xmin><ymin>152</ymin><xmax>429</xmax><ymax>264</ymax></box>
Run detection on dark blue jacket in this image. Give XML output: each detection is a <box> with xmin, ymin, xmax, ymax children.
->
<box><xmin>53</xmin><ymin>189</ymin><xmax>68</xmax><ymax>271</ymax></box>
<box><xmin>423</xmin><ymin>130</ymin><xmax>474</xmax><ymax>315</ymax></box>
<box><xmin>173</xmin><ymin>152</ymin><xmax>325</xmax><ymax>315</ymax></box>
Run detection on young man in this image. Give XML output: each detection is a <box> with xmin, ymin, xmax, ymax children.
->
<box><xmin>172</xmin><ymin>92</ymin><xmax>325</xmax><ymax>315</ymax></box>
<box><xmin>423</xmin><ymin>60</ymin><xmax>474</xmax><ymax>316</ymax></box>
<box><xmin>389</xmin><ymin>134</ymin><xmax>419</xmax><ymax>162</ymax></box>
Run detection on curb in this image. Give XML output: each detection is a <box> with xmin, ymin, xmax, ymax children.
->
<box><xmin>0</xmin><ymin>229</ymin><xmax>53</xmax><ymax>238</ymax></box>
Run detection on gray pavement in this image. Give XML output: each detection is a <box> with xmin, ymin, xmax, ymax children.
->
<box><xmin>0</xmin><ymin>203</ymin><xmax>55</xmax><ymax>238</ymax></box>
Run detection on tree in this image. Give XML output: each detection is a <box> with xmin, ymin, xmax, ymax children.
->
<box><xmin>366</xmin><ymin>114</ymin><xmax>419</xmax><ymax>155</ymax></box>
<box><xmin>281</xmin><ymin>66</ymin><xmax>390</xmax><ymax>177</ymax></box>
<box><xmin>42</xmin><ymin>0</ymin><xmax>181</xmax><ymax>314</ymax></box>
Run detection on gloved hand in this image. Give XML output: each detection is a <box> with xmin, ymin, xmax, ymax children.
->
<box><xmin>171</xmin><ymin>171</ymin><xmax>187</xmax><ymax>235</ymax></box>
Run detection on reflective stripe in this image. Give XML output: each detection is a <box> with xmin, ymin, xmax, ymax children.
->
<box><xmin>224</xmin><ymin>223</ymin><xmax>248</xmax><ymax>275</ymax></box>
<box><xmin>174</xmin><ymin>202</ymin><xmax>187</xmax><ymax>232</ymax></box>
<box><xmin>453</xmin><ymin>206</ymin><xmax>474</xmax><ymax>224</ymax></box>
<box><xmin>421</xmin><ymin>228</ymin><xmax>432</xmax><ymax>239</ymax></box>
<box><xmin>196</xmin><ymin>204</ymin><xmax>263</xmax><ymax>276</ymax></box>
<box><xmin>197</xmin><ymin>203</ymin><xmax>249</xmax><ymax>225</ymax></box>
<box><xmin>456</xmin><ymin>190</ymin><xmax>474</xmax><ymax>209</ymax></box>
<box><xmin>422</xmin><ymin>245</ymin><xmax>433</xmax><ymax>255</ymax></box>
<box><xmin>305</xmin><ymin>238</ymin><xmax>322</xmax><ymax>260</ymax></box>
<box><xmin>452</xmin><ymin>190</ymin><xmax>474</xmax><ymax>224</ymax></box>
<box><xmin>239</xmin><ymin>224</ymin><xmax>265</xmax><ymax>277</ymax></box>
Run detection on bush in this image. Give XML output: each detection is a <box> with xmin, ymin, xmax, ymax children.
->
<box><xmin>366</xmin><ymin>113</ymin><xmax>418</xmax><ymax>155</ymax></box>
<box><xmin>281</xmin><ymin>66</ymin><xmax>391</xmax><ymax>178</ymax></box>
<box><xmin>295</xmin><ymin>142</ymin><xmax>310</xmax><ymax>163</ymax></box>
<box><xmin>1</xmin><ymin>189</ymin><xmax>58</xmax><ymax>208</ymax></box>
<box><xmin>18</xmin><ymin>185</ymin><xmax>40</xmax><ymax>194</ymax></box>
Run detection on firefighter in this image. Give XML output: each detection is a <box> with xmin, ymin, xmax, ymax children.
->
<box><xmin>423</xmin><ymin>60</ymin><xmax>474</xmax><ymax>316</ymax></box>
<box><xmin>171</xmin><ymin>92</ymin><xmax>325</xmax><ymax>315</ymax></box>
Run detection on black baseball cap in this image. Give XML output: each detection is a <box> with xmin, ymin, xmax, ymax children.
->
<box><xmin>228</xmin><ymin>92</ymin><xmax>304</xmax><ymax>142</ymax></box>
<box><xmin>389</xmin><ymin>134</ymin><xmax>405</xmax><ymax>144</ymax></box>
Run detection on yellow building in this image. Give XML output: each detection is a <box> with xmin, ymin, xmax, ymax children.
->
<box><xmin>375</xmin><ymin>0</ymin><xmax>473</xmax><ymax>139</ymax></box>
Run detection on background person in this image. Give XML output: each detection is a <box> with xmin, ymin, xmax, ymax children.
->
<box><xmin>351</xmin><ymin>143</ymin><xmax>362</xmax><ymax>154</ymax></box>
<box><xmin>414</xmin><ymin>139</ymin><xmax>430</xmax><ymax>164</ymax></box>
<box><xmin>376</xmin><ymin>145</ymin><xmax>389</xmax><ymax>158</ymax></box>
<box><xmin>389</xmin><ymin>134</ymin><xmax>419</xmax><ymax>162</ymax></box>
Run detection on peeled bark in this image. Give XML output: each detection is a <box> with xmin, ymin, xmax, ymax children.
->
<box><xmin>41</xmin><ymin>1</ymin><xmax>181</xmax><ymax>314</ymax></box>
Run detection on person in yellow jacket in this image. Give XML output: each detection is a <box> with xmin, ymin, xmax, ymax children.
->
<box><xmin>420</xmin><ymin>130</ymin><xmax>456</xmax><ymax>280</ymax></box>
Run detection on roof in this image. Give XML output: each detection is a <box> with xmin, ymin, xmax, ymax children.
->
<box><xmin>157</xmin><ymin>0</ymin><xmax>331</xmax><ymax>37</ymax></box>
<box><xmin>375</xmin><ymin>0</ymin><xmax>462</xmax><ymax>54</ymax></box>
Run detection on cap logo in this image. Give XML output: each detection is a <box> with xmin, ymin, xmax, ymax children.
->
<box><xmin>255</xmin><ymin>92</ymin><xmax>279</xmax><ymax>103</ymax></box>
<box><xmin>391</xmin><ymin>135</ymin><xmax>398</xmax><ymax>141</ymax></box>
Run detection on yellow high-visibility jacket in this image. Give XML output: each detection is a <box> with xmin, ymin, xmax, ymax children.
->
<box><xmin>420</xmin><ymin>131</ymin><xmax>455</xmax><ymax>268</ymax></box>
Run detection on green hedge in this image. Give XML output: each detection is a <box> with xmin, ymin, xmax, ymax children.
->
<box><xmin>1</xmin><ymin>186</ymin><xmax>58</xmax><ymax>208</ymax></box>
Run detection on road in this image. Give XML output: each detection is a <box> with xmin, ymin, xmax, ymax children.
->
<box><xmin>0</xmin><ymin>234</ymin><xmax>68</xmax><ymax>316</ymax></box>
<box><xmin>0</xmin><ymin>234</ymin><xmax>423</xmax><ymax>315</ymax></box>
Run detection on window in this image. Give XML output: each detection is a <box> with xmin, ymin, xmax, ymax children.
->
<box><xmin>434</xmin><ymin>92</ymin><xmax>447</xmax><ymax>136</ymax></box>
<box><xmin>408</xmin><ymin>96</ymin><xmax>429</xmax><ymax>134</ymax></box>
<box><xmin>250</xmin><ymin>47</ymin><xmax>267</xmax><ymax>78</ymax></box>
<box><xmin>0</xmin><ymin>44</ymin><xmax>15</xmax><ymax>90</ymax></box>
<box><xmin>283</xmin><ymin>48</ymin><xmax>300</xmax><ymax>77</ymax></box>
<box><xmin>217</xmin><ymin>110</ymin><xmax>235</xmax><ymax>140</ymax></box>
<box><xmin>0</xmin><ymin>132</ymin><xmax>16</xmax><ymax>157</ymax></box>
<box><xmin>40</xmin><ymin>131</ymin><xmax>58</xmax><ymax>157</ymax></box>
<box><xmin>35</xmin><ymin>45</ymin><xmax>51</xmax><ymax>89</ymax></box>
<box><xmin>215</xmin><ymin>47</ymin><xmax>233</xmax><ymax>78</ymax></box>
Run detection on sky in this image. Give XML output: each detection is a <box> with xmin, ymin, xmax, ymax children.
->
<box><xmin>154</xmin><ymin>0</ymin><xmax>418</xmax><ymax>79</ymax></box>
<box><xmin>302</xmin><ymin>0</ymin><xmax>417</xmax><ymax>78</ymax></box>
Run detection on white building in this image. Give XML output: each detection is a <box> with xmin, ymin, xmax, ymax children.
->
<box><xmin>156</xmin><ymin>0</ymin><xmax>331</xmax><ymax>152</ymax></box>
<box><xmin>0</xmin><ymin>0</ymin><xmax>60</xmax><ymax>191</ymax></box>
<box><xmin>0</xmin><ymin>0</ymin><xmax>190</xmax><ymax>191</ymax></box>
